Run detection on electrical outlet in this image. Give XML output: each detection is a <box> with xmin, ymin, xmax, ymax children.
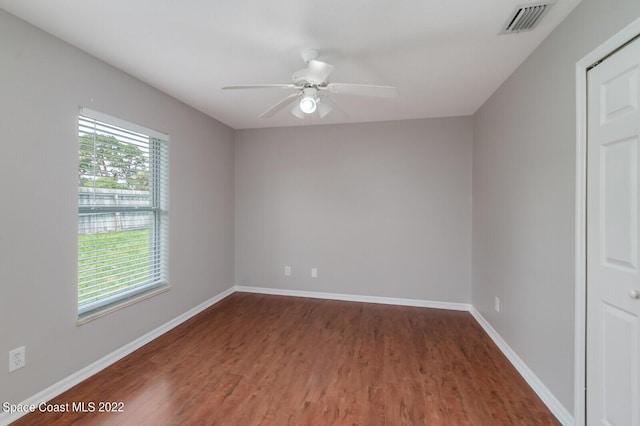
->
<box><xmin>284</xmin><ymin>266</ymin><xmax>291</xmax><ymax>276</ymax></box>
<box><xmin>494</xmin><ymin>297</ymin><xmax>500</xmax><ymax>313</ymax></box>
<box><xmin>311</xmin><ymin>268</ymin><xmax>318</xmax><ymax>278</ymax></box>
<box><xmin>9</xmin><ymin>346</ymin><xmax>25</xmax><ymax>372</ymax></box>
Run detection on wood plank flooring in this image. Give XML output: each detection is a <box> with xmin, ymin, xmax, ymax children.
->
<box><xmin>12</xmin><ymin>293</ymin><xmax>559</xmax><ymax>425</ymax></box>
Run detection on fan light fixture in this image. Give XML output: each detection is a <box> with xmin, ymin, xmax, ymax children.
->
<box><xmin>222</xmin><ymin>49</ymin><xmax>398</xmax><ymax>120</ymax></box>
<box><xmin>299</xmin><ymin>96</ymin><xmax>317</xmax><ymax>114</ymax></box>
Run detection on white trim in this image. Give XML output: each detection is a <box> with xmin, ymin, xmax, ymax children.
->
<box><xmin>573</xmin><ymin>57</ymin><xmax>588</xmax><ymax>426</ymax></box>
<box><xmin>0</xmin><ymin>286</ymin><xmax>235</xmax><ymax>426</ymax></box>
<box><xmin>80</xmin><ymin>107</ymin><xmax>169</xmax><ymax>141</ymax></box>
<box><xmin>574</xmin><ymin>16</ymin><xmax>640</xmax><ymax>426</ymax></box>
<box><xmin>77</xmin><ymin>284</ymin><xmax>171</xmax><ymax>325</ymax></box>
<box><xmin>470</xmin><ymin>308</ymin><xmax>574</xmax><ymax>425</ymax></box>
<box><xmin>233</xmin><ymin>285</ymin><xmax>471</xmax><ymax>311</ymax></box>
<box><xmin>237</xmin><ymin>285</ymin><xmax>571</xmax><ymax>423</ymax></box>
<box><xmin>3</xmin><ymin>285</ymin><xmax>574</xmax><ymax>425</ymax></box>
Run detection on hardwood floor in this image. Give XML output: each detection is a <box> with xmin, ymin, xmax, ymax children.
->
<box><xmin>12</xmin><ymin>293</ymin><xmax>559</xmax><ymax>425</ymax></box>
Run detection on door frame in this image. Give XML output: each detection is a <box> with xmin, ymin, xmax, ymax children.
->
<box><xmin>574</xmin><ymin>16</ymin><xmax>640</xmax><ymax>426</ymax></box>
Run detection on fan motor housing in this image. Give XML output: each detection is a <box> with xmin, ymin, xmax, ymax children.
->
<box><xmin>292</xmin><ymin>68</ymin><xmax>315</xmax><ymax>85</ymax></box>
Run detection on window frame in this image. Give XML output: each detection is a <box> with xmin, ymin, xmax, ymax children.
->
<box><xmin>77</xmin><ymin>108</ymin><xmax>169</xmax><ymax>323</ymax></box>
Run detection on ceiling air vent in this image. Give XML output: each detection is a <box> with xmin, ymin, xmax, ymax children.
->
<box><xmin>500</xmin><ymin>1</ymin><xmax>555</xmax><ymax>34</ymax></box>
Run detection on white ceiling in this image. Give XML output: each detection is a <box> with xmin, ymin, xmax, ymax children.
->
<box><xmin>1</xmin><ymin>0</ymin><xmax>581</xmax><ymax>129</ymax></box>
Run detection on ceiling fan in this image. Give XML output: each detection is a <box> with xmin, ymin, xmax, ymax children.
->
<box><xmin>222</xmin><ymin>50</ymin><xmax>398</xmax><ymax>119</ymax></box>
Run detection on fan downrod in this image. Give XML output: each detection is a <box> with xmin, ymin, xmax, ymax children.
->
<box><xmin>301</xmin><ymin>49</ymin><xmax>318</xmax><ymax>64</ymax></box>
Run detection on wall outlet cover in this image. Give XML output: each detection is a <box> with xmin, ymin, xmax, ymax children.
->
<box><xmin>9</xmin><ymin>346</ymin><xmax>25</xmax><ymax>372</ymax></box>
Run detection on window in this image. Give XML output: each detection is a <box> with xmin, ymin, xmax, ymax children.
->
<box><xmin>77</xmin><ymin>109</ymin><xmax>169</xmax><ymax>321</ymax></box>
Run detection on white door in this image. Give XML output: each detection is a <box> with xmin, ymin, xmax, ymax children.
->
<box><xmin>587</xmin><ymin>35</ymin><xmax>640</xmax><ymax>425</ymax></box>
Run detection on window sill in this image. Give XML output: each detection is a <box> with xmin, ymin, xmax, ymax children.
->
<box><xmin>77</xmin><ymin>284</ymin><xmax>171</xmax><ymax>325</ymax></box>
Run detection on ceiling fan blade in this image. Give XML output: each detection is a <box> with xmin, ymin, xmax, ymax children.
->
<box><xmin>222</xmin><ymin>84</ymin><xmax>298</xmax><ymax>90</ymax></box>
<box><xmin>321</xmin><ymin>98</ymin><xmax>348</xmax><ymax>119</ymax></box>
<box><xmin>306</xmin><ymin>60</ymin><xmax>335</xmax><ymax>84</ymax></box>
<box><xmin>259</xmin><ymin>93</ymin><xmax>300</xmax><ymax>118</ymax></box>
<box><xmin>290</xmin><ymin>103</ymin><xmax>305</xmax><ymax>119</ymax></box>
<box><xmin>325</xmin><ymin>83</ymin><xmax>398</xmax><ymax>98</ymax></box>
<box><xmin>316</xmin><ymin>100</ymin><xmax>332</xmax><ymax>118</ymax></box>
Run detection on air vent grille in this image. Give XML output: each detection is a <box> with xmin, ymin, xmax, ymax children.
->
<box><xmin>500</xmin><ymin>1</ymin><xmax>555</xmax><ymax>34</ymax></box>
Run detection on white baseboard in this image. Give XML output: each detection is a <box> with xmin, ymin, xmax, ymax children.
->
<box><xmin>0</xmin><ymin>286</ymin><xmax>235</xmax><ymax>426</ymax></box>
<box><xmin>234</xmin><ymin>285</ymin><xmax>472</xmax><ymax>311</ymax></box>
<box><xmin>236</xmin><ymin>286</ymin><xmax>572</xmax><ymax>424</ymax></box>
<box><xmin>2</xmin><ymin>286</ymin><xmax>572</xmax><ymax>426</ymax></box>
<box><xmin>469</xmin><ymin>307</ymin><xmax>574</xmax><ymax>426</ymax></box>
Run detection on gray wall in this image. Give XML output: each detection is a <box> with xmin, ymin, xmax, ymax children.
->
<box><xmin>472</xmin><ymin>0</ymin><xmax>640</xmax><ymax>413</ymax></box>
<box><xmin>235</xmin><ymin>118</ymin><xmax>472</xmax><ymax>302</ymax></box>
<box><xmin>0</xmin><ymin>10</ymin><xmax>235</xmax><ymax>404</ymax></box>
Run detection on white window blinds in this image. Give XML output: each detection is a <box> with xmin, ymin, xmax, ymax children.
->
<box><xmin>78</xmin><ymin>109</ymin><xmax>169</xmax><ymax>320</ymax></box>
